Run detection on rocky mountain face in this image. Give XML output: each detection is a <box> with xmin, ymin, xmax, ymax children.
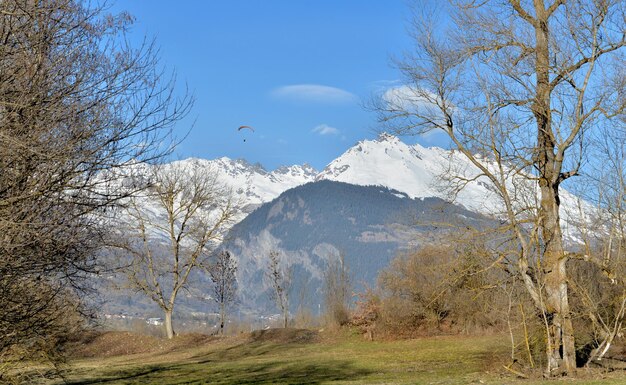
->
<box><xmin>222</xmin><ymin>180</ymin><xmax>490</xmax><ymax>313</ymax></box>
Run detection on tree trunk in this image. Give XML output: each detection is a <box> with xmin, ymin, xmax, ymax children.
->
<box><xmin>283</xmin><ymin>310</ymin><xmax>288</xmax><ymax>328</ymax></box>
<box><xmin>540</xmin><ymin>184</ymin><xmax>576</xmax><ymax>374</ymax></box>
<box><xmin>533</xmin><ymin>1</ymin><xmax>576</xmax><ymax>375</ymax></box>
<box><xmin>220</xmin><ymin>302</ymin><xmax>225</xmax><ymax>335</ymax></box>
<box><xmin>165</xmin><ymin>309</ymin><xmax>175</xmax><ymax>339</ymax></box>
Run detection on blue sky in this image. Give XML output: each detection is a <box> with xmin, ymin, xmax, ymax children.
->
<box><xmin>115</xmin><ymin>1</ymin><xmax>446</xmax><ymax>170</ymax></box>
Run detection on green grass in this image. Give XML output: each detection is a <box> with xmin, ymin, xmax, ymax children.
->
<box><xmin>42</xmin><ymin>331</ymin><xmax>626</xmax><ymax>385</ymax></box>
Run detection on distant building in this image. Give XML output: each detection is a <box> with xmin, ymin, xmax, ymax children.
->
<box><xmin>146</xmin><ymin>317</ymin><xmax>164</xmax><ymax>325</ymax></box>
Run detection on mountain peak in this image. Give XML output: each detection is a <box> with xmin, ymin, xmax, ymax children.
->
<box><xmin>166</xmin><ymin>136</ymin><xmax>507</xmax><ymax>216</ymax></box>
<box><xmin>272</xmin><ymin>164</ymin><xmax>318</xmax><ymax>179</ymax></box>
<box><xmin>374</xmin><ymin>132</ymin><xmax>400</xmax><ymax>143</ymax></box>
<box><xmin>300</xmin><ymin>163</ymin><xmax>317</xmax><ymax>174</ymax></box>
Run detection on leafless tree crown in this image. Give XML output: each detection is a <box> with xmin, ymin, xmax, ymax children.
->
<box><xmin>0</xmin><ymin>0</ymin><xmax>191</xmax><ymax>368</ymax></box>
<box><xmin>113</xmin><ymin>164</ymin><xmax>234</xmax><ymax>339</ymax></box>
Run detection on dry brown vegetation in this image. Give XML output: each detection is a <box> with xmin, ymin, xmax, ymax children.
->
<box><xmin>322</xmin><ymin>252</ymin><xmax>351</xmax><ymax>328</ymax></box>
<box><xmin>248</xmin><ymin>328</ymin><xmax>320</xmax><ymax>344</ymax></box>
<box><xmin>349</xmin><ymin>235</ymin><xmax>626</xmax><ymax>377</ymax></box>
<box><xmin>351</xmin><ymin>241</ymin><xmax>512</xmax><ymax>336</ymax></box>
<box><xmin>67</xmin><ymin>331</ymin><xmax>218</xmax><ymax>359</ymax></box>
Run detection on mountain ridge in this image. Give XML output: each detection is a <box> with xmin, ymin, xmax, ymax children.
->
<box><xmin>168</xmin><ymin>133</ymin><xmax>587</xmax><ymax>229</ymax></box>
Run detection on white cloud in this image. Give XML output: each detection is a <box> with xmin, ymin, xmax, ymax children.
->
<box><xmin>383</xmin><ymin>85</ymin><xmax>441</xmax><ymax>112</ymax></box>
<box><xmin>312</xmin><ymin>124</ymin><xmax>340</xmax><ymax>136</ymax></box>
<box><xmin>369</xmin><ymin>79</ymin><xmax>402</xmax><ymax>92</ymax></box>
<box><xmin>271</xmin><ymin>84</ymin><xmax>356</xmax><ymax>104</ymax></box>
<box><xmin>382</xmin><ymin>85</ymin><xmax>455</xmax><ymax>129</ymax></box>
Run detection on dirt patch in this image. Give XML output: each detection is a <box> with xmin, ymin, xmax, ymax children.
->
<box><xmin>248</xmin><ymin>328</ymin><xmax>320</xmax><ymax>344</ymax></box>
<box><xmin>68</xmin><ymin>331</ymin><xmax>217</xmax><ymax>358</ymax></box>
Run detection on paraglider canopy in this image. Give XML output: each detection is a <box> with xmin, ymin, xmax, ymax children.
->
<box><xmin>237</xmin><ymin>125</ymin><xmax>254</xmax><ymax>142</ymax></box>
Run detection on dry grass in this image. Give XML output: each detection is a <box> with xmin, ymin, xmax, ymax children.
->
<box><xmin>67</xmin><ymin>331</ymin><xmax>217</xmax><ymax>359</ymax></box>
<box><xmin>19</xmin><ymin>328</ymin><xmax>626</xmax><ymax>385</ymax></box>
<box><xmin>248</xmin><ymin>328</ymin><xmax>320</xmax><ymax>344</ymax></box>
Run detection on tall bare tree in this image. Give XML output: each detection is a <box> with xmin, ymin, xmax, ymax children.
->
<box><xmin>323</xmin><ymin>252</ymin><xmax>351</xmax><ymax>327</ymax></box>
<box><xmin>114</xmin><ymin>164</ymin><xmax>234</xmax><ymax>339</ymax></box>
<box><xmin>208</xmin><ymin>250</ymin><xmax>238</xmax><ymax>335</ymax></box>
<box><xmin>0</xmin><ymin>0</ymin><xmax>190</xmax><ymax>371</ymax></box>
<box><xmin>266</xmin><ymin>250</ymin><xmax>292</xmax><ymax>328</ymax></box>
<box><xmin>378</xmin><ymin>0</ymin><xmax>625</xmax><ymax>375</ymax></box>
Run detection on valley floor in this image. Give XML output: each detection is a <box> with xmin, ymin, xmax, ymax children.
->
<box><xmin>30</xmin><ymin>329</ymin><xmax>626</xmax><ymax>384</ymax></box>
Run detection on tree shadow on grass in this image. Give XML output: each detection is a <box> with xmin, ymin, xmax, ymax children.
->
<box><xmin>65</xmin><ymin>358</ymin><xmax>372</xmax><ymax>384</ymax></box>
<box><xmin>190</xmin><ymin>340</ymin><xmax>301</xmax><ymax>363</ymax></box>
<box><xmin>206</xmin><ymin>360</ymin><xmax>372</xmax><ymax>384</ymax></box>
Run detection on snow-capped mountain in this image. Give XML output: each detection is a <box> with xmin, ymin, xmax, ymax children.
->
<box><xmin>161</xmin><ymin>133</ymin><xmax>587</xmax><ymax>229</ymax></box>
<box><xmin>317</xmin><ymin>133</ymin><xmax>498</xmax><ymax>214</ymax></box>
<box><xmin>212</xmin><ymin>134</ymin><xmax>590</xmax><ymax>311</ymax></box>
<box><xmin>316</xmin><ymin>133</ymin><xmax>589</xmax><ymax>239</ymax></box>
<box><xmin>164</xmin><ymin>157</ymin><xmax>317</xmax><ymax>216</ymax></box>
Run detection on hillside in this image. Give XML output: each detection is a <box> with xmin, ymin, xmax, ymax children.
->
<box><xmin>223</xmin><ymin>180</ymin><xmax>489</xmax><ymax>312</ymax></box>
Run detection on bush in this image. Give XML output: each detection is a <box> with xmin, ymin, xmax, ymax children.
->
<box><xmin>371</xmin><ymin>241</ymin><xmax>511</xmax><ymax>337</ymax></box>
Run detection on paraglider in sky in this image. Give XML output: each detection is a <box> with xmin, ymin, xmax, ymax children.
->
<box><xmin>238</xmin><ymin>125</ymin><xmax>254</xmax><ymax>142</ymax></box>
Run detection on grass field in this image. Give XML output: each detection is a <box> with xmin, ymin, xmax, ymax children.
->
<box><xmin>31</xmin><ymin>329</ymin><xmax>626</xmax><ymax>385</ymax></box>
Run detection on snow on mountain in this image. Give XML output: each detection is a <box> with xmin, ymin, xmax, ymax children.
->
<box><xmin>141</xmin><ymin>133</ymin><xmax>589</xmax><ymax>236</ymax></box>
<box><xmin>316</xmin><ymin>133</ymin><xmax>500</xmax><ymax>214</ymax></box>
<box><xmin>167</xmin><ymin>157</ymin><xmax>317</xmax><ymax>213</ymax></box>
<box><xmin>315</xmin><ymin>133</ymin><xmax>589</xmax><ymax>236</ymax></box>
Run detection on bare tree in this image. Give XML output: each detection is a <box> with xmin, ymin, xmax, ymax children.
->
<box><xmin>567</xmin><ymin>126</ymin><xmax>626</xmax><ymax>366</ymax></box>
<box><xmin>294</xmin><ymin>276</ymin><xmax>315</xmax><ymax>328</ymax></box>
<box><xmin>378</xmin><ymin>0</ymin><xmax>625</xmax><ymax>375</ymax></box>
<box><xmin>114</xmin><ymin>164</ymin><xmax>234</xmax><ymax>339</ymax></box>
<box><xmin>208</xmin><ymin>250</ymin><xmax>238</xmax><ymax>335</ymax></box>
<box><xmin>323</xmin><ymin>252</ymin><xmax>351</xmax><ymax>327</ymax></box>
<box><xmin>266</xmin><ymin>250</ymin><xmax>292</xmax><ymax>328</ymax></box>
<box><xmin>0</xmin><ymin>0</ymin><xmax>190</xmax><ymax>371</ymax></box>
